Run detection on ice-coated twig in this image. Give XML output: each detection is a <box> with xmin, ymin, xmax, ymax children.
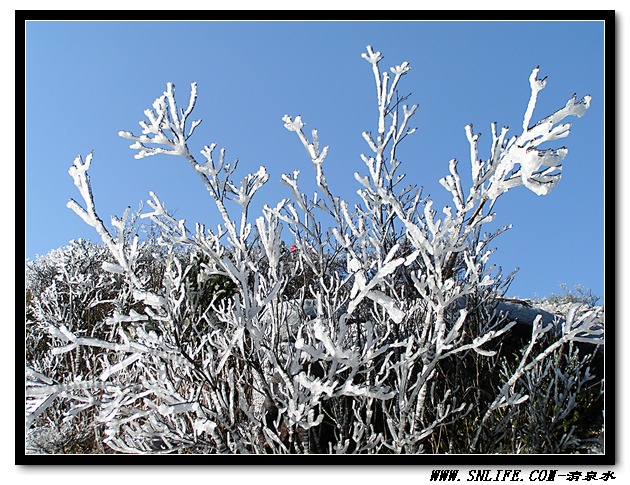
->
<box><xmin>67</xmin><ymin>153</ymin><xmax>144</xmax><ymax>290</ymax></box>
<box><xmin>469</xmin><ymin>304</ymin><xmax>604</xmax><ymax>452</ymax></box>
<box><xmin>118</xmin><ymin>82</ymin><xmax>200</xmax><ymax>159</ymax></box>
<box><xmin>471</xmin><ymin>67</ymin><xmax>591</xmax><ymax>200</ymax></box>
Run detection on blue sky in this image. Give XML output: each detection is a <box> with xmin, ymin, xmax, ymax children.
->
<box><xmin>25</xmin><ymin>19</ymin><xmax>606</xmax><ymax>300</ymax></box>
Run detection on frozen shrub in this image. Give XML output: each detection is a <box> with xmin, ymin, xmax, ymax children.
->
<box><xmin>25</xmin><ymin>46</ymin><xmax>604</xmax><ymax>454</ymax></box>
<box><xmin>470</xmin><ymin>325</ymin><xmax>603</xmax><ymax>453</ymax></box>
<box><xmin>25</xmin><ymin>236</ymin><xmax>168</xmax><ymax>451</ymax></box>
<box><xmin>545</xmin><ymin>283</ymin><xmax>602</xmax><ymax>309</ymax></box>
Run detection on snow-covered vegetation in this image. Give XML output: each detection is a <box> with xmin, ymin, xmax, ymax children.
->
<box><xmin>25</xmin><ymin>46</ymin><xmax>604</xmax><ymax>454</ymax></box>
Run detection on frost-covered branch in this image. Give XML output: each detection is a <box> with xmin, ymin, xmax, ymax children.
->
<box><xmin>472</xmin><ymin>67</ymin><xmax>590</xmax><ymax>200</ymax></box>
<box><xmin>118</xmin><ymin>82</ymin><xmax>201</xmax><ymax>159</ymax></box>
<box><xmin>67</xmin><ymin>153</ymin><xmax>144</xmax><ymax>290</ymax></box>
<box><xmin>470</xmin><ymin>303</ymin><xmax>604</xmax><ymax>452</ymax></box>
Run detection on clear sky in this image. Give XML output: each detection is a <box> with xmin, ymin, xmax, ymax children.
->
<box><xmin>24</xmin><ymin>18</ymin><xmax>606</xmax><ymax>301</ymax></box>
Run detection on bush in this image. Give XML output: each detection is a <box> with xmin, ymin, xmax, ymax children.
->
<box><xmin>547</xmin><ymin>283</ymin><xmax>602</xmax><ymax>308</ymax></box>
<box><xmin>25</xmin><ymin>45</ymin><xmax>603</xmax><ymax>454</ymax></box>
